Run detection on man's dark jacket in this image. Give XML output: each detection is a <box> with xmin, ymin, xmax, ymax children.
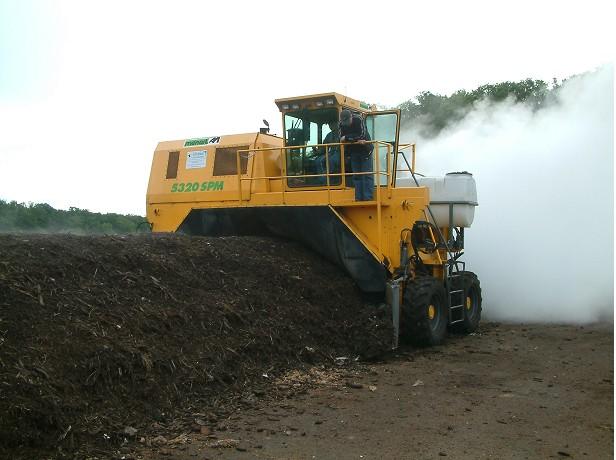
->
<box><xmin>340</xmin><ymin>114</ymin><xmax>373</xmax><ymax>157</ymax></box>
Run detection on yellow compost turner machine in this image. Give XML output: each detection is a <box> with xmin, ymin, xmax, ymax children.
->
<box><xmin>146</xmin><ymin>92</ymin><xmax>481</xmax><ymax>347</ymax></box>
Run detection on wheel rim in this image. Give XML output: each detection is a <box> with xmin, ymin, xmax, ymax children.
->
<box><xmin>466</xmin><ymin>286</ymin><xmax>479</xmax><ymax>320</ymax></box>
<box><xmin>427</xmin><ymin>296</ymin><xmax>443</xmax><ymax>332</ymax></box>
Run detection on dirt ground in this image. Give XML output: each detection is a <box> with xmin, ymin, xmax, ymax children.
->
<box><xmin>136</xmin><ymin>323</ymin><xmax>613</xmax><ymax>460</ymax></box>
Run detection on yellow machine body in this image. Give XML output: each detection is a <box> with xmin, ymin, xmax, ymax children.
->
<box><xmin>146</xmin><ymin>93</ymin><xmax>452</xmax><ymax>292</ymax></box>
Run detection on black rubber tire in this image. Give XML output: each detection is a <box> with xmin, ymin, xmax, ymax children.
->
<box><xmin>451</xmin><ymin>271</ymin><xmax>482</xmax><ymax>333</ymax></box>
<box><xmin>401</xmin><ymin>276</ymin><xmax>448</xmax><ymax>346</ymax></box>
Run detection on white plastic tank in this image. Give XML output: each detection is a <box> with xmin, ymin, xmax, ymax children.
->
<box><xmin>418</xmin><ymin>172</ymin><xmax>477</xmax><ymax>227</ymax></box>
<box><xmin>396</xmin><ymin>172</ymin><xmax>478</xmax><ymax>227</ymax></box>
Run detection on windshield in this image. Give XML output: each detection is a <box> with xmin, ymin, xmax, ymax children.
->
<box><xmin>283</xmin><ymin>108</ymin><xmax>338</xmax><ymax>147</ymax></box>
<box><xmin>283</xmin><ymin>108</ymin><xmax>341</xmax><ymax>187</ymax></box>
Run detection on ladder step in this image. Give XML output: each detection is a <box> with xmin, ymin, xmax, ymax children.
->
<box><xmin>449</xmin><ymin>289</ymin><xmax>463</xmax><ymax>294</ymax></box>
<box><xmin>449</xmin><ymin>318</ymin><xmax>464</xmax><ymax>324</ymax></box>
<box><xmin>450</xmin><ymin>305</ymin><xmax>464</xmax><ymax>310</ymax></box>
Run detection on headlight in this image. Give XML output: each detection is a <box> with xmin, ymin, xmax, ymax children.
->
<box><xmin>281</xmin><ymin>104</ymin><xmax>290</xmax><ymax>110</ymax></box>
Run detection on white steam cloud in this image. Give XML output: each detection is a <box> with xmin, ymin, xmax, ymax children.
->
<box><xmin>402</xmin><ymin>66</ymin><xmax>614</xmax><ymax>323</ymax></box>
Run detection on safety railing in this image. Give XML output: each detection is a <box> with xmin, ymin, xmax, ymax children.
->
<box><xmin>235</xmin><ymin>140</ymin><xmax>394</xmax><ymax>258</ymax></box>
<box><xmin>235</xmin><ymin>140</ymin><xmax>394</xmax><ymax>202</ymax></box>
<box><xmin>395</xmin><ymin>143</ymin><xmax>417</xmax><ymax>178</ymax></box>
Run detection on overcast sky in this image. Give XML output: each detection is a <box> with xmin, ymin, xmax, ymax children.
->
<box><xmin>0</xmin><ymin>0</ymin><xmax>614</xmax><ymax>215</ymax></box>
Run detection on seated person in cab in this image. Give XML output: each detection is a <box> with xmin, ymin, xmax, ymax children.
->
<box><xmin>339</xmin><ymin>109</ymin><xmax>374</xmax><ymax>201</ymax></box>
<box><xmin>314</xmin><ymin>121</ymin><xmax>342</xmax><ymax>185</ymax></box>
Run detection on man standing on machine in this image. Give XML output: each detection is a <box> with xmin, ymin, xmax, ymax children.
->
<box><xmin>339</xmin><ymin>109</ymin><xmax>374</xmax><ymax>201</ymax></box>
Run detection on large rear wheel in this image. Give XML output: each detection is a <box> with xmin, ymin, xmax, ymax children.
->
<box><xmin>401</xmin><ymin>277</ymin><xmax>448</xmax><ymax>346</ymax></box>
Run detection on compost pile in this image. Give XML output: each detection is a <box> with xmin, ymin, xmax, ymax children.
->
<box><xmin>0</xmin><ymin>234</ymin><xmax>391</xmax><ymax>458</ymax></box>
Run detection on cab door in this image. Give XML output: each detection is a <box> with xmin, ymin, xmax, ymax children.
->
<box><xmin>365</xmin><ymin>110</ymin><xmax>400</xmax><ymax>186</ymax></box>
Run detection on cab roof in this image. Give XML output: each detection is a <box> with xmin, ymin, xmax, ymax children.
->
<box><xmin>274</xmin><ymin>92</ymin><xmax>375</xmax><ymax>112</ymax></box>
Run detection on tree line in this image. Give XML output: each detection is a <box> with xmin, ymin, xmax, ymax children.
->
<box><xmin>397</xmin><ymin>77</ymin><xmax>564</xmax><ymax>137</ymax></box>
<box><xmin>0</xmin><ymin>199</ymin><xmax>150</xmax><ymax>234</ymax></box>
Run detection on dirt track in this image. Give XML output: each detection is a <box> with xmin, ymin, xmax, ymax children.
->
<box><xmin>137</xmin><ymin>323</ymin><xmax>613</xmax><ymax>460</ymax></box>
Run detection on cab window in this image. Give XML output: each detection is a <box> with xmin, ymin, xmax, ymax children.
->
<box><xmin>365</xmin><ymin>112</ymin><xmax>399</xmax><ymax>185</ymax></box>
<box><xmin>283</xmin><ymin>108</ymin><xmax>339</xmax><ymax>187</ymax></box>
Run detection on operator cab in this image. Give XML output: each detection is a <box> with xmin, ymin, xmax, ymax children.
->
<box><xmin>275</xmin><ymin>92</ymin><xmax>401</xmax><ymax>190</ymax></box>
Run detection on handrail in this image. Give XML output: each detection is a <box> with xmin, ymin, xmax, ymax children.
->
<box><xmin>397</xmin><ymin>143</ymin><xmax>417</xmax><ymax>174</ymax></box>
<box><xmin>232</xmin><ymin>141</ymin><xmax>420</xmax><ymax>199</ymax></box>
<box><xmin>234</xmin><ymin>140</ymin><xmax>393</xmax><ymax>258</ymax></box>
<box><xmin>235</xmin><ymin>140</ymin><xmax>393</xmax><ymax>196</ymax></box>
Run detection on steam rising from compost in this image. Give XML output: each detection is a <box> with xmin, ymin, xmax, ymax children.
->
<box><xmin>402</xmin><ymin>66</ymin><xmax>614</xmax><ymax>323</ymax></box>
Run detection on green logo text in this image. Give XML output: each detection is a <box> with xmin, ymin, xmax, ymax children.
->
<box><xmin>171</xmin><ymin>181</ymin><xmax>224</xmax><ymax>193</ymax></box>
<box><xmin>184</xmin><ymin>136</ymin><xmax>221</xmax><ymax>147</ymax></box>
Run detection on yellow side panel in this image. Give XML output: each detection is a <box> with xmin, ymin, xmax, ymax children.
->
<box><xmin>336</xmin><ymin>187</ymin><xmax>430</xmax><ymax>272</ymax></box>
<box><xmin>147</xmin><ymin>131</ymin><xmax>442</xmax><ymax>275</ymax></box>
<box><xmin>147</xmin><ymin>204</ymin><xmax>193</xmax><ymax>232</ymax></box>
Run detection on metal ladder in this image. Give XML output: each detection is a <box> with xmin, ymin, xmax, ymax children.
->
<box><xmin>440</xmin><ymin>202</ymin><xmax>466</xmax><ymax>325</ymax></box>
<box><xmin>418</xmin><ymin>213</ymin><xmax>467</xmax><ymax>325</ymax></box>
<box><xmin>447</xmin><ymin>265</ymin><xmax>465</xmax><ymax>324</ymax></box>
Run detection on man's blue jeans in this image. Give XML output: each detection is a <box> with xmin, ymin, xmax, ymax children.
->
<box><xmin>350</xmin><ymin>153</ymin><xmax>374</xmax><ymax>201</ymax></box>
